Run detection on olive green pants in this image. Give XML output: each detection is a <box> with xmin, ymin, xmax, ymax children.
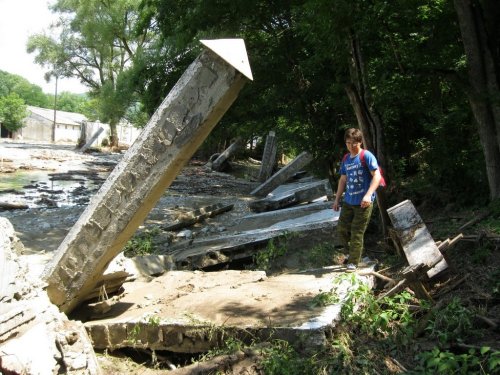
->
<box><xmin>337</xmin><ymin>203</ymin><xmax>374</xmax><ymax>265</ymax></box>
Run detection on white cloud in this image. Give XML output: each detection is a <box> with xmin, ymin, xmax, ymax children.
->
<box><xmin>0</xmin><ymin>0</ymin><xmax>87</xmax><ymax>94</ymax></box>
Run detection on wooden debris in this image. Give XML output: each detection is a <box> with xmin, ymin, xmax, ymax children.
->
<box><xmin>457</xmin><ymin>210</ymin><xmax>491</xmax><ymax>232</ymax></box>
<box><xmin>0</xmin><ymin>202</ymin><xmax>29</xmax><ymax>210</ymax></box>
<box><xmin>358</xmin><ymin>270</ymin><xmax>396</xmax><ymax>288</ymax></box>
<box><xmin>437</xmin><ymin>233</ymin><xmax>464</xmax><ymax>252</ymax></box>
<box><xmin>377</xmin><ymin>263</ymin><xmax>433</xmax><ymax>301</ymax></box>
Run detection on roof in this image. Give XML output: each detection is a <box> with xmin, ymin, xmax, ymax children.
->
<box><xmin>27</xmin><ymin>106</ymin><xmax>87</xmax><ymax>126</ymax></box>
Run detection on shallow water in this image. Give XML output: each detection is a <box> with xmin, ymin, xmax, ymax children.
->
<box><xmin>0</xmin><ymin>170</ymin><xmax>105</xmax><ymax>208</ymax></box>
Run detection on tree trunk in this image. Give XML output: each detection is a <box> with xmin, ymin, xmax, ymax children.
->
<box><xmin>454</xmin><ymin>0</ymin><xmax>500</xmax><ymax>199</ymax></box>
<box><xmin>109</xmin><ymin>121</ymin><xmax>119</xmax><ymax>148</ymax></box>
<box><xmin>345</xmin><ymin>33</ymin><xmax>391</xmax><ymax>239</ymax></box>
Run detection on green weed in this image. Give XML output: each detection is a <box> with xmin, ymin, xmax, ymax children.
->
<box><xmin>260</xmin><ymin>340</ymin><xmax>319</xmax><ymax>375</ymax></box>
<box><xmin>124</xmin><ymin>227</ymin><xmax>161</xmax><ymax>257</ymax></box>
<box><xmin>254</xmin><ymin>232</ymin><xmax>292</xmax><ymax>271</ymax></box>
<box><xmin>307</xmin><ymin>242</ymin><xmax>337</xmax><ymax>267</ymax></box>
<box><xmin>425</xmin><ymin>297</ymin><xmax>474</xmax><ymax>344</ymax></box>
<box><xmin>411</xmin><ymin>346</ymin><xmax>500</xmax><ymax>374</ymax></box>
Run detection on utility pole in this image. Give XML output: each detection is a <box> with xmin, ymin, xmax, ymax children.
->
<box><xmin>52</xmin><ymin>75</ymin><xmax>58</xmax><ymax>143</ymax></box>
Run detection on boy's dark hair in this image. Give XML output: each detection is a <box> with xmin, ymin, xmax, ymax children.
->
<box><xmin>344</xmin><ymin>128</ymin><xmax>363</xmax><ymax>143</ymax></box>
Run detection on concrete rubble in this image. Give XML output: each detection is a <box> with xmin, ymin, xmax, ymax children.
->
<box><xmin>250</xmin><ymin>151</ymin><xmax>313</xmax><ymax>197</ymax></box>
<box><xmin>257</xmin><ymin>131</ymin><xmax>277</xmax><ymax>182</ymax></box>
<box><xmin>81</xmin><ymin>267</ymin><xmax>376</xmax><ymax>354</ymax></box>
<box><xmin>0</xmin><ymin>218</ymin><xmax>101</xmax><ymax>374</ymax></box>
<box><xmin>208</xmin><ymin>137</ymin><xmax>244</xmax><ymax>172</ymax></box>
<box><xmin>387</xmin><ymin>199</ymin><xmax>448</xmax><ymax>278</ymax></box>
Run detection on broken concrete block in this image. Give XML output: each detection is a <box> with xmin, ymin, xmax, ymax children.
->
<box><xmin>249</xmin><ymin>179</ymin><xmax>331</xmax><ymax>212</ymax></box>
<box><xmin>166</xmin><ymin>206</ymin><xmax>338</xmax><ymax>270</ymax></box>
<box><xmin>387</xmin><ymin>200</ymin><xmax>448</xmax><ymax>278</ymax></box>
<box><xmin>162</xmin><ymin>203</ymin><xmax>234</xmax><ymax>231</ymax></box>
<box><xmin>250</xmin><ymin>151</ymin><xmax>313</xmax><ymax>197</ymax></box>
<box><xmin>83</xmin><ymin>268</ymin><xmax>375</xmax><ymax>353</ymax></box>
<box><xmin>0</xmin><ymin>218</ymin><xmax>101</xmax><ymax>374</ymax></box>
<box><xmin>42</xmin><ymin>39</ymin><xmax>253</xmax><ymax>314</ymax></box>
<box><xmin>257</xmin><ymin>131</ymin><xmax>277</xmax><ymax>182</ymax></box>
<box><xmin>211</xmin><ymin>137</ymin><xmax>243</xmax><ymax>171</ymax></box>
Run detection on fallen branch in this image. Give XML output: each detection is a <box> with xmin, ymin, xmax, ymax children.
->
<box><xmin>457</xmin><ymin>211</ymin><xmax>491</xmax><ymax>232</ymax></box>
<box><xmin>358</xmin><ymin>271</ymin><xmax>396</xmax><ymax>287</ymax></box>
<box><xmin>390</xmin><ymin>357</ymin><xmax>408</xmax><ymax>373</ymax></box>
<box><xmin>0</xmin><ymin>202</ymin><xmax>29</xmax><ymax>210</ymax></box>
<box><xmin>434</xmin><ymin>274</ymin><xmax>469</xmax><ymax>298</ymax></box>
<box><xmin>475</xmin><ymin>314</ymin><xmax>498</xmax><ymax>329</ymax></box>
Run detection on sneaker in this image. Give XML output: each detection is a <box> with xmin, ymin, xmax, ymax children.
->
<box><xmin>346</xmin><ymin>263</ymin><xmax>357</xmax><ymax>272</ymax></box>
<box><xmin>343</xmin><ymin>254</ymin><xmax>350</xmax><ymax>265</ymax></box>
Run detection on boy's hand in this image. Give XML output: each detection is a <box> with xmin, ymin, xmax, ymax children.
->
<box><xmin>332</xmin><ymin>201</ymin><xmax>340</xmax><ymax>211</ymax></box>
<box><xmin>360</xmin><ymin>196</ymin><xmax>371</xmax><ymax>208</ymax></box>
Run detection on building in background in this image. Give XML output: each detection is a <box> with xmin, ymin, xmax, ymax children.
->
<box><xmin>8</xmin><ymin>106</ymin><xmax>141</xmax><ymax>147</ymax></box>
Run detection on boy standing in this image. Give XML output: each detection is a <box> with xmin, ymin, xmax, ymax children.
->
<box><xmin>332</xmin><ymin>128</ymin><xmax>382</xmax><ymax>271</ymax></box>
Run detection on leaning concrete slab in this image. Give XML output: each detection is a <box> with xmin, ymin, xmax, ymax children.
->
<box><xmin>83</xmin><ymin>267</ymin><xmax>375</xmax><ymax>353</ymax></box>
<box><xmin>42</xmin><ymin>39</ymin><xmax>253</xmax><ymax>314</ymax></box>
<box><xmin>387</xmin><ymin>200</ymin><xmax>448</xmax><ymax>278</ymax></box>
<box><xmin>80</xmin><ymin>127</ymin><xmax>104</xmax><ymax>152</ymax></box>
<box><xmin>250</xmin><ymin>151</ymin><xmax>313</xmax><ymax>197</ymax></box>
<box><xmin>257</xmin><ymin>131</ymin><xmax>277</xmax><ymax>182</ymax></box>
<box><xmin>249</xmin><ymin>179</ymin><xmax>332</xmax><ymax>212</ymax></box>
<box><xmin>233</xmin><ymin>201</ymin><xmax>334</xmax><ymax>231</ymax></box>
<box><xmin>211</xmin><ymin>137</ymin><xmax>243</xmax><ymax>171</ymax></box>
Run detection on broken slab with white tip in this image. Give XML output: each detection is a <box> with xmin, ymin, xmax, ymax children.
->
<box><xmin>387</xmin><ymin>199</ymin><xmax>448</xmax><ymax>278</ymax></box>
<box><xmin>82</xmin><ymin>266</ymin><xmax>376</xmax><ymax>353</ymax></box>
<box><xmin>42</xmin><ymin>39</ymin><xmax>253</xmax><ymax>314</ymax></box>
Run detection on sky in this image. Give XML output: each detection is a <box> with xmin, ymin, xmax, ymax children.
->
<box><xmin>0</xmin><ymin>0</ymin><xmax>87</xmax><ymax>94</ymax></box>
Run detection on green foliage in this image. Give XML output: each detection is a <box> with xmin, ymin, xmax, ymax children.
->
<box><xmin>306</xmin><ymin>242</ymin><xmax>338</xmax><ymax>268</ymax></box>
<box><xmin>260</xmin><ymin>340</ymin><xmax>318</xmax><ymax>375</ymax></box>
<box><xmin>0</xmin><ymin>70</ymin><xmax>50</xmax><ymax>107</ymax></box>
<box><xmin>199</xmin><ymin>336</ymin><xmax>244</xmax><ymax>362</ymax></box>
<box><xmin>411</xmin><ymin>346</ymin><xmax>500</xmax><ymax>375</ymax></box>
<box><xmin>127</xmin><ymin>323</ymin><xmax>142</xmax><ymax>345</ymax></box>
<box><xmin>331</xmin><ymin>274</ymin><xmax>419</xmax><ymax>340</ymax></box>
<box><xmin>123</xmin><ymin>227</ymin><xmax>160</xmax><ymax>257</ymax></box>
<box><xmin>0</xmin><ymin>93</ymin><xmax>28</xmax><ymax>131</ymax></box>
<box><xmin>425</xmin><ymin>297</ymin><xmax>474</xmax><ymax>344</ymax></box>
<box><xmin>253</xmin><ymin>233</ymin><xmax>291</xmax><ymax>271</ymax></box>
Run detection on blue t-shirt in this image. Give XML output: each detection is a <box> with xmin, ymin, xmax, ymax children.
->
<box><xmin>340</xmin><ymin>150</ymin><xmax>379</xmax><ymax>205</ymax></box>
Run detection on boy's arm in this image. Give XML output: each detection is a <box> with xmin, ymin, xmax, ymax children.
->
<box><xmin>360</xmin><ymin>169</ymin><xmax>381</xmax><ymax>208</ymax></box>
<box><xmin>333</xmin><ymin>175</ymin><xmax>347</xmax><ymax>211</ymax></box>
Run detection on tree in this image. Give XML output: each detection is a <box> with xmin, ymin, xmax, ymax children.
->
<box><xmin>0</xmin><ymin>70</ymin><xmax>50</xmax><ymax>108</ymax></box>
<box><xmin>453</xmin><ymin>0</ymin><xmax>500</xmax><ymax>200</ymax></box>
<box><xmin>27</xmin><ymin>0</ymin><xmax>154</xmax><ymax>147</ymax></box>
<box><xmin>0</xmin><ymin>93</ymin><xmax>28</xmax><ymax>132</ymax></box>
